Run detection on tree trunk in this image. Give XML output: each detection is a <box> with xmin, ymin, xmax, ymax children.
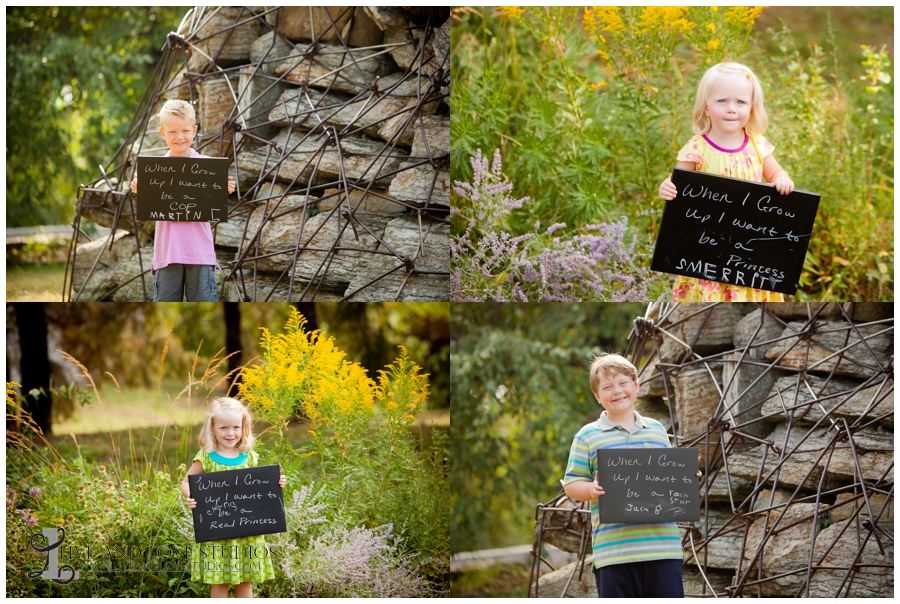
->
<box><xmin>13</xmin><ymin>303</ymin><xmax>53</xmax><ymax>435</ymax></box>
<box><xmin>293</xmin><ymin>303</ymin><xmax>318</xmax><ymax>332</ymax></box>
<box><xmin>224</xmin><ymin>303</ymin><xmax>242</xmax><ymax>397</ymax></box>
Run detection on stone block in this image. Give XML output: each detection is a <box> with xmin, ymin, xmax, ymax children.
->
<box><xmin>252</xmin><ymin>209</ymin><xmax>392</xmax><ymax>288</ymax></box>
<box><xmin>220</xmin><ymin>269</ymin><xmax>344</xmax><ymax>302</ymax></box>
<box><xmin>739</xmin><ymin>502</ymin><xmax>822</xmax><ymax>596</ymax></box>
<box><xmin>733</xmin><ymin>308</ymin><xmax>787</xmax><ymax>360</ymax></box>
<box><xmin>71</xmin><ymin>232</ymin><xmax>154</xmax><ymax>302</ymax></box>
<box><xmin>726</xmin><ymin>423</ymin><xmax>893</xmax><ymax>493</ymax></box>
<box><xmin>342</xmin><ymin>217</ymin><xmax>449</xmax><ymax>301</ymax></box>
<box><xmin>533</xmin><ymin>560</ymin><xmax>596</xmax><ymax>598</ymax></box>
<box><xmin>198</xmin><ymin>75</ymin><xmax>240</xmax><ymax>157</ymax></box>
<box><xmin>659</xmin><ymin>303</ymin><xmax>751</xmax><ymax>364</ymax></box>
<box><xmin>388</xmin><ymin>162</ymin><xmax>450</xmax><ymax>208</ymax></box>
<box><xmin>267</xmin><ymin>76</ymin><xmax>429</xmax><ymax>146</ymax></box>
<box><xmin>704</xmin><ymin>470</ymin><xmax>755</xmax><ymax>503</ymax></box>
<box><xmin>633</xmin><ymin>397</ymin><xmax>672</xmax><ymax>432</ymax></box>
<box><xmin>721</xmin><ymin>352</ymin><xmax>780</xmax><ymax>439</ymax></box>
<box><xmin>692</xmin><ymin>505</ymin><xmax>747</xmax><ymax>570</ymax></box>
<box><xmin>267</xmin><ymin>6</ymin><xmax>382</xmax><ymax>47</ymax></box>
<box><xmin>637</xmin><ymin>356</ymin><xmax>670</xmax><ymax>399</ymax></box>
<box><xmin>318</xmin><ymin>187</ymin><xmax>405</xmax><ymax>215</ymax></box>
<box><xmin>184</xmin><ymin>7</ymin><xmax>263</xmax><ymax>72</ymax></box>
<box><xmin>236</xmin><ymin>127</ymin><xmax>407</xmax><ymax>187</ymax></box>
<box><xmin>762</xmin><ymin>302</ymin><xmax>842</xmax><ymax>320</ymax></box>
<box><xmin>273</xmin><ymin>43</ymin><xmax>397</xmax><ymax>96</ymax></box>
<box><xmin>682</xmin><ymin>565</ymin><xmax>735</xmax><ymax>597</ymax></box>
<box><xmin>807</xmin><ymin>519</ymin><xmax>893</xmax><ymax>597</ymax></box>
<box><xmin>764</xmin><ymin>320</ymin><xmax>893</xmax><ymax>380</ymax></box>
<box><xmin>842</xmin><ymin>302</ymin><xmax>893</xmax><ymax>323</ymax></box>
<box><xmin>672</xmin><ymin>365</ymin><xmax>722</xmax><ymax>441</ymax></box>
<box><xmin>831</xmin><ymin>492</ymin><xmax>893</xmax><ymax>523</ymax></box>
<box><xmin>760</xmin><ymin>374</ymin><xmax>893</xmax><ymax>429</ymax></box>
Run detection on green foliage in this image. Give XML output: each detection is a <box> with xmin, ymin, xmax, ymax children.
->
<box><xmin>450</xmin><ymin>303</ymin><xmax>642</xmax><ymax>552</ymax></box>
<box><xmin>6</xmin><ymin>7</ymin><xmax>184</xmax><ymax>227</ymax></box>
<box><xmin>452</xmin><ymin>7</ymin><xmax>893</xmax><ymax>300</ymax></box>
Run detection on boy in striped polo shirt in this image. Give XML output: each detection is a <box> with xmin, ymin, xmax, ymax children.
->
<box><xmin>564</xmin><ymin>354</ymin><xmax>695</xmax><ymax>598</ymax></box>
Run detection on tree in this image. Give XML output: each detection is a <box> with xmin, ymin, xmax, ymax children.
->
<box><xmin>13</xmin><ymin>303</ymin><xmax>53</xmax><ymax>434</ymax></box>
<box><xmin>224</xmin><ymin>303</ymin><xmax>242</xmax><ymax>397</ymax></box>
<box><xmin>450</xmin><ymin>303</ymin><xmax>643</xmax><ymax>552</ymax></box>
<box><xmin>6</xmin><ymin>7</ymin><xmax>184</xmax><ymax>226</ymax></box>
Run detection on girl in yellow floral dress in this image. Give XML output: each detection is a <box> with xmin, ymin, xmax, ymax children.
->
<box><xmin>659</xmin><ymin>62</ymin><xmax>795</xmax><ymax>302</ymax></box>
<box><xmin>180</xmin><ymin>398</ymin><xmax>286</xmax><ymax>598</ymax></box>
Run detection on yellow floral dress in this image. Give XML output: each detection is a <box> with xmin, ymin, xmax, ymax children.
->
<box><xmin>190</xmin><ymin>449</ymin><xmax>276</xmax><ymax>586</ymax></box>
<box><xmin>671</xmin><ymin>131</ymin><xmax>785</xmax><ymax>302</ymax></box>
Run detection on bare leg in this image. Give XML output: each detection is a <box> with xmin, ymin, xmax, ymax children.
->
<box><xmin>210</xmin><ymin>584</ymin><xmax>230</xmax><ymax>598</ymax></box>
<box><xmin>234</xmin><ymin>582</ymin><xmax>253</xmax><ymax>598</ymax></box>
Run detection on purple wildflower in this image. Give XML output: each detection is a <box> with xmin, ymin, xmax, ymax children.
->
<box><xmin>29</xmin><ymin>487</ymin><xmax>42</xmax><ymax>498</ymax></box>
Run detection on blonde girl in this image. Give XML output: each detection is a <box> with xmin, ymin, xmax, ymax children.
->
<box><xmin>181</xmin><ymin>398</ymin><xmax>286</xmax><ymax>598</ymax></box>
<box><xmin>659</xmin><ymin>62</ymin><xmax>795</xmax><ymax>302</ymax></box>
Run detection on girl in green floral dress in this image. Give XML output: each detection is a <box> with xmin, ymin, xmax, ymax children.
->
<box><xmin>180</xmin><ymin>398</ymin><xmax>286</xmax><ymax>598</ymax></box>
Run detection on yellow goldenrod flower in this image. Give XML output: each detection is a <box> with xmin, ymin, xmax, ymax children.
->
<box><xmin>498</xmin><ymin>6</ymin><xmax>524</xmax><ymax>20</ymax></box>
<box><xmin>706</xmin><ymin>22</ymin><xmax>715</xmax><ymax>32</ymax></box>
<box><xmin>590</xmin><ymin>81</ymin><xmax>608</xmax><ymax>89</ymax></box>
<box><xmin>707</xmin><ymin>39</ymin><xmax>721</xmax><ymax>50</ymax></box>
<box><xmin>584</xmin><ymin>6</ymin><xmax>625</xmax><ymax>36</ymax></box>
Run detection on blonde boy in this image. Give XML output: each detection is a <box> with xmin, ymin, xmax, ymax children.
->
<box><xmin>563</xmin><ymin>354</ymin><xmax>686</xmax><ymax>598</ymax></box>
<box><xmin>130</xmin><ymin>100</ymin><xmax>235</xmax><ymax>301</ymax></box>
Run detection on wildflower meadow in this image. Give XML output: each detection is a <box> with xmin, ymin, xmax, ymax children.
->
<box><xmin>451</xmin><ymin>6</ymin><xmax>893</xmax><ymax>301</ymax></box>
<box><xmin>6</xmin><ymin>309</ymin><xmax>448</xmax><ymax>597</ymax></box>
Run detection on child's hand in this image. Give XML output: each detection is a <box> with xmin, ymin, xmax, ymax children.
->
<box><xmin>590</xmin><ymin>471</ymin><xmax>606</xmax><ymax>499</ymax></box>
<box><xmin>659</xmin><ymin>177</ymin><xmax>677</xmax><ymax>201</ymax></box>
<box><xmin>278</xmin><ymin>475</ymin><xmax>286</xmax><ymax>488</ymax></box>
<box><xmin>773</xmin><ymin>175</ymin><xmax>794</xmax><ymax>196</ymax></box>
<box><xmin>227</xmin><ymin>176</ymin><xmax>236</xmax><ymax>195</ymax></box>
<box><xmin>186</xmin><ymin>497</ymin><xmax>197</xmax><ymax>509</ymax></box>
<box><xmin>130</xmin><ymin>178</ymin><xmax>138</xmax><ymax>194</ymax></box>
<box><xmin>696</xmin><ymin>454</ymin><xmax>702</xmax><ymax>479</ymax></box>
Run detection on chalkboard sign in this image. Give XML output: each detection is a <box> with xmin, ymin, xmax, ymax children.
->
<box><xmin>136</xmin><ymin>156</ymin><xmax>229</xmax><ymax>222</ymax></box>
<box><xmin>597</xmin><ymin>448</ymin><xmax>700</xmax><ymax>523</ymax></box>
<box><xmin>651</xmin><ymin>169</ymin><xmax>820</xmax><ymax>295</ymax></box>
<box><xmin>188</xmin><ymin>464</ymin><xmax>286</xmax><ymax>543</ymax></box>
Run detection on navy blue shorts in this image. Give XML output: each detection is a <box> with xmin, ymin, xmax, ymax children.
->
<box><xmin>594</xmin><ymin>559</ymin><xmax>684</xmax><ymax>598</ymax></box>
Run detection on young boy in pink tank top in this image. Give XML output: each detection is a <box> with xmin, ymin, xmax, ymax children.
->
<box><xmin>130</xmin><ymin>100</ymin><xmax>235</xmax><ymax>301</ymax></box>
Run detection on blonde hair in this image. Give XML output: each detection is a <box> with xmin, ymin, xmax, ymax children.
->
<box><xmin>589</xmin><ymin>354</ymin><xmax>638</xmax><ymax>398</ymax></box>
<box><xmin>692</xmin><ymin>62</ymin><xmax>768</xmax><ymax>135</ymax></box>
<box><xmin>199</xmin><ymin>397</ymin><xmax>256</xmax><ymax>454</ymax></box>
<box><xmin>159</xmin><ymin>99</ymin><xmax>196</xmax><ymax>128</ymax></box>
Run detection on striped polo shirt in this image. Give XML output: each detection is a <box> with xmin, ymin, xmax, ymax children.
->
<box><xmin>563</xmin><ymin>410</ymin><xmax>684</xmax><ymax>569</ymax></box>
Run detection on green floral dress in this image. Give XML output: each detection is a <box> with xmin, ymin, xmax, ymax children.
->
<box><xmin>190</xmin><ymin>449</ymin><xmax>276</xmax><ymax>585</ymax></box>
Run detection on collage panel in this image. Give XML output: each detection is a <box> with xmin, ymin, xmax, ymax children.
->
<box><xmin>450</xmin><ymin>302</ymin><xmax>893</xmax><ymax>597</ymax></box>
<box><xmin>450</xmin><ymin>7</ymin><xmax>892</xmax><ymax>303</ymax></box>
<box><xmin>7</xmin><ymin>301</ymin><xmax>450</xmax><ymax>596</ymax></box>
<box><xmin>9</xmin><ymin>6</ymin><xmax>449</xmax><ymax>304</ymax></box>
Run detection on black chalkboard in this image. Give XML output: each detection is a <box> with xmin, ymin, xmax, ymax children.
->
<box><xmin>597</xmin><ymin>448</ymin><xmax>700</xmax><ymax>523</ymax></box>
<box><xmin>136</xmin><ymin>156</ymin><xmax>229</xmax><ymax>222</ymax></box>
<box><xmin>188</xmin><ymin>464</ymin><xmax>286</xmax><ymax>543</ymax></box>
<box><xmin>651</xmin><ymin>169</ymin><xmax>820</xmax><ymax>295</ymax></box>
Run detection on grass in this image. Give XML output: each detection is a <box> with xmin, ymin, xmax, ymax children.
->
<box><xmin>450</xmin><ymin>563</ymin><xmax>532</xmax><ymax>598</ymax></box>
<box><xmin>6</xmin><ymin>261</ymin><xmax>66</xmax><ymax>301</ymax></box>
<box><xmin>52</xmin><ymin>382</ymin><xmax>208</xmax><ymax>436</ymax></box>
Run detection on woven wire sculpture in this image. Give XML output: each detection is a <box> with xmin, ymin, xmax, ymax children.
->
<box><xmin>66</xmin><ymin>6</ymin><xmax>450</xmax><ymax>301</ymax></box>
<box><xmin>531</xmin><ymin>303</ymin><xmax>893</xmax><ymax>598</ymax></box>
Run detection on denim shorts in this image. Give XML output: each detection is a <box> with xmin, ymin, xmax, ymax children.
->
<box><xmin>153</xmin><ymin>264</ymin><xmax>218</xmax><ymax>302</ymax></box>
